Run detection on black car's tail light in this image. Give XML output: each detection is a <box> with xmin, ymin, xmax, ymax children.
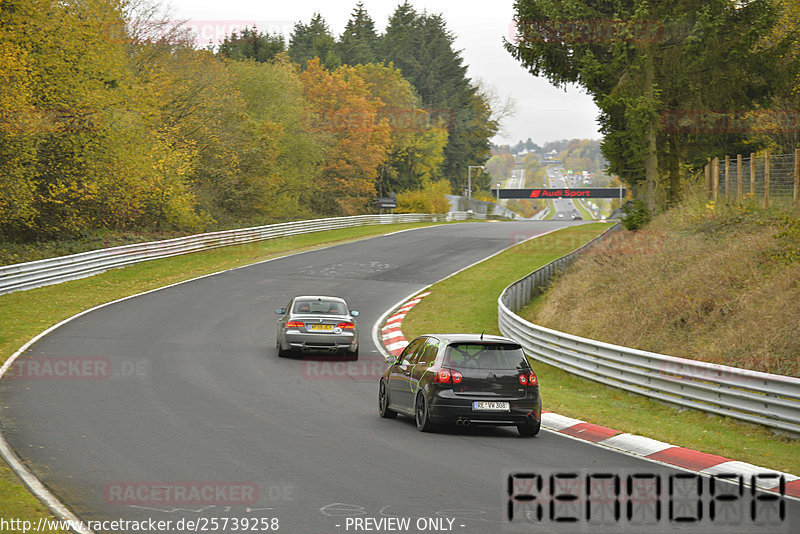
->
<box><xmin>336</xmin><ymin>322</ymin><xmax>355</xmax><ymax>330</ymax></box>
<box><xmin>285</xmin><ymin>320</ymin><xmax>305</xmax><ymax>328</ymax></box>
<box><xmin>519</xmin><ymin>371</ymin><xmax>538</xmax><ymax>386</ymax></box>
<box><xmin>433</xmin><ymin>368</ymin><xmax>462</xmax><ymax>384</ymax></box>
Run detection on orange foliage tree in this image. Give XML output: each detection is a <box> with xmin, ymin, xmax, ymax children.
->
<box><xmin>300</xmin><ymin>58</ymin><xmax>391</xmax><ymax>213</ymax></box>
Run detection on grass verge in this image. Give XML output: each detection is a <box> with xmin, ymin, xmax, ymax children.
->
<box><xmin>530</xmin><ymin>195</ymin><xmax>800</xmax><ymax>376</ymax></box>
<box><xmin>401</xmin><ymin>223</ymin><xmax>799</xmax><ymax>475</ymax></box>
<box><xmin>0</xmin><ymin>220</ymin><xmax>439</xmax><ymax>524</ymax></box>
<box><xmin>572</xmin><ymin>198</ymin><xmax>595</xmax><ymax>220</ymax></box>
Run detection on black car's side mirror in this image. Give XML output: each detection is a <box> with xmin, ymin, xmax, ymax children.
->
<box><xmin>384</xmin><ymin>355</ymin><xmax>397</xmax><ymax>365</ymax></box>
<box><xmin>275</xmin><ymin>308</ymin><xmax>285</xmax><ymax>314</ymax></box>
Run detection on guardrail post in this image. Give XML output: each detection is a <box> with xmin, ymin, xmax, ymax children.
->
<box><xmin>525</xmin><ymin>276</ymin><xmax>532</xmax><ymax>304</ymax></box>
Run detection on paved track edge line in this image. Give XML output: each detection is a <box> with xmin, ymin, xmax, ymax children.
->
<box><xmin>0</xmin><ymin>222</ymin><xmax>450</xmax><ymax>533</ymax></box>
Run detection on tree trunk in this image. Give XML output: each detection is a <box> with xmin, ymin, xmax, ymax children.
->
<box><xmin>644</xmin><ymin>48</ymin><xmax>658</xmax><ymax>212</ymax></box>
<box><xmin>667</xmin><ymin>135</ymin><xmax>681</xmax><ymax>205</ymax></box>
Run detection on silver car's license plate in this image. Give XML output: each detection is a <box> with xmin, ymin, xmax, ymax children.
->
<box><xmin>472</xmin><ymin>401</ymin><xmax>510</xmax><ymax>412</ymax></box>
<box><xmin>307</xmin><ymin>324</ymin><xmax>334</xmax><ymax>331</ymax></box>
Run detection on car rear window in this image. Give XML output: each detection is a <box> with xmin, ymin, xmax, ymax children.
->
<box><xmin>293</xmin><ymin>300</ymin><xmax>346</xmax><ymax>314</ymax></box>
<box><xmin>443</xmin><ymin>343</ymin><xmax>528</xmax><ymax>370</ymax></box>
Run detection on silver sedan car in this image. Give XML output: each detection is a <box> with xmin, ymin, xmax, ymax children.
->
<box><xmin>275</xmin><ymin>296</ymin><xmax>359</xmax><ymax>359</ymax></box>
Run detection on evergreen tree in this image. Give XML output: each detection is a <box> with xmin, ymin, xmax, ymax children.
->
<box><xmin>288</xmin><ymin>13</ymin><xmax>341</xmax><ymax>70</ymax></box>
<box><xmin>218</xmin><ymin>27</ymin><xmax>285</xmax><ymax>63</ymax></box>
<box><xmin>381</xmin><ymin>3</ymin><xmax>496</xmax><ymax>190</ymax></box>
<box><xmin>337</xmin><ymin>2</ymin><xmax>379</xmax><ymax>65</ymax></box>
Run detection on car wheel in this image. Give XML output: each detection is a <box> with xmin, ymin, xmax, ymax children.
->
<box><xmin>517</xmin><ymin>419</ymin><xmax>541</xmax><ymax>437</ymax></box>
<box><xmin>378</xmin><ymin>379</ymin><xmax>397</xmax><ymax>419</ymax></box>
<box><xmin>348</xmin><ymin>346</ymin><xmax>359</xmax><ymax>361</ymax></box>
<box><xmin>277</xmin><ymin>342</ymin><xmax>290</xmax><ymax>358</ymax></box>
<box><xmin>415</xmin><ymin>392</ymin><xmax>433</xmax><ymax>432</ymax></box>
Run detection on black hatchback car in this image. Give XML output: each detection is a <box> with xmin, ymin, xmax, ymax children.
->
<box><xmin>378</xmin><ymin>334</ymin><xmax>541</xmax><ymax>436</ymax></box>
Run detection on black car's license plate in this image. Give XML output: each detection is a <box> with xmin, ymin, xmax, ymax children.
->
<box><xmin>472</xmin><ymin>401</ymin><xmax>510</xmax><ymax>412</ymax></box>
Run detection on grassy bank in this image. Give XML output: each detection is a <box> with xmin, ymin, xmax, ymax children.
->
<box><xmin>0</xmin><ymin>220</ymin><xmax>438</xmax><ymax>524</ymax></box>
<box><xmin>401</xmin><ymin>223</ymin><xmax>799</xmax><ymax>475</ymax></box>
<box><xmin>527</xmin><ymin>195</ymin><xmax>800</xmax><ymax>377</ymax></box>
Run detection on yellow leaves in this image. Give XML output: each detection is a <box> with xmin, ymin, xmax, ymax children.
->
<box><xmin>396</xmin><ymin>179</ymin><xmax>451</xmax><ymax>214</ymax></box>
<box><xmin>300</xmin><ymin>58</ymin><xmax>392</xmax><ymax>200</ymax></box>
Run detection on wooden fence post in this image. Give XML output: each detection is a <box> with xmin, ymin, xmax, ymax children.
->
<box><xmin>712</xmin><ymin>157</ymin><xmax>719</xmax><ymax>202</ymax></box>
<box><xmin>737</xmin><ymin>154</ymin><xmax>742</xmax><ymax>199</ymax></box>
<box><xmin>750</xmin><ymin>153</ymin><xmax>756</xmax><ymax>197</ymax></box>
<box><xmin>705</xmin><ymin>161</ymin><xmax>711</xmax><ymax>199</ymax></box>
<box><xmin>764</xmin><ymin>150</ymin><xmax>770</xmax><ymax>209</ymax></box>
<box><xmin>724</xmin><ymin>155</ymin><xmax>730</xmax><ymax>198</ymax></box>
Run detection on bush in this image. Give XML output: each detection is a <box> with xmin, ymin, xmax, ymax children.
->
<box><xmin>396</xmin><ymin>179</ymin><xmax>451</xmax><ymax>213</ymax></box>
<box><xmin>621</xmin><ymin>199</ymin><xmax>651</xmax><ymax>231</ymax></box>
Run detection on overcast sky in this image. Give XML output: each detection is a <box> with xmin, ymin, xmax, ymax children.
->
<box><xmin>167</xmin><ymin>0</ymin><xmax>602</xmax><ymax>146</ymax></box>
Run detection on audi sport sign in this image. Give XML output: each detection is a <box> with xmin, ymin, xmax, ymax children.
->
<box><xmin>491</xmin><ymin>188</ymin><xmax>626</xmax><ymax>199</ymax></box>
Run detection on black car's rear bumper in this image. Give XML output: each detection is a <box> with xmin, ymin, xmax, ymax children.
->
<box><xmin>427</xmin><ymin>390</ymin><xmax>541</xmax><ymax>426</ymax></box>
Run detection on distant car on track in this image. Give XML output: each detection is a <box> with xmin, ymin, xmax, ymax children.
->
<box><xmin>378</xmin><ymin>334</ymin><xmax>541</xmax><ymax>436</ymax></box>
<box><xmin>557</xmin><ymin>213</ymin><xmax>564</xmax><ymax>218</ymax></box>
<box><xmin>275</xmin><ymin>296</ymin><xmax>359</xmax><ymax>359</ymax></box>
<box><xmin>572</xmin><ymin>214</ymin><xmax>582</xmax><ymax>220</ymax></box>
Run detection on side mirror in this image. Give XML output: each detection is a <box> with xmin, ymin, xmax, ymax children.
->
<box><xmin>384</xmin><ymin>355</ymin><xmax>397</xmax><ymax>365</ymax></box>
<box><xmin>351</xmin><ymin>310</ymin><xmax>359</xmax><ymax>317</ymax></box>
<box><xmin>275</xmin><ymin>308</ymin><xmax>285</xmax><ymax>315</ymax></box>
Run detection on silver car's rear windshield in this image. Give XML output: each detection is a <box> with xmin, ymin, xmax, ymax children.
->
<box><xmin>293</xmin><ymin>300</ymin><xmax>346</xmax><ymax>314</ymax></box>
<box><xmin>443</xmin><ymin>343</ymin><xmax>528</xmax><ymax>370</ymax></box>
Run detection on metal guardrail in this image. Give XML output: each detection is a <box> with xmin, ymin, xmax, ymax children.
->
<box><xmin>0</xmin><ymin>212</ymin><xmax>481</xmax><ymax>296</ymax></box>
<box><xmin>498</xmin><ymin>224</ymin><xmax>800</xmax><ymax>435</ymax></box>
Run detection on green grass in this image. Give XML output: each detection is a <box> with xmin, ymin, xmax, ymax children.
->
<box><xmin>401</xmin><ymin>224</ymin><xmax>799</xmax><ymax>475</ymax></box>
<box><xmin>543</xmin><ymin>200</ymin><xmax>556</xmax><ymax>219</ymax></box>
<box><xmin>542</xmin><ymin>170</ymin><xmax>557</xmax><ymax>220</ymax></box>
<box><xmin>572</xmin><ymin>198</ymin><xmax>595</xmax><ymax>220</ymax></box>
<box><xmin>0</xmin><ymin>220</ymin><xmax>440</xmax><ymax>525</ymax></box>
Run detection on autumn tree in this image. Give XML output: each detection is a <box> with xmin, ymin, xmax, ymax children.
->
<box><xmin>347</xmin><ymin>63</ymin><xmax>448</xmax><ymax>194</ymax></box>
<box><xmin>300</xmin><ymin>58</ymin><xmax>391</xmax><ymax>214</ymax></box>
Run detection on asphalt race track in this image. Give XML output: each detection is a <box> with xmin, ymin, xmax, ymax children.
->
<box><xmin>2</xmin><ymin>221</ymin><xmax>796</xmax><ymax>534</ymax></box>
